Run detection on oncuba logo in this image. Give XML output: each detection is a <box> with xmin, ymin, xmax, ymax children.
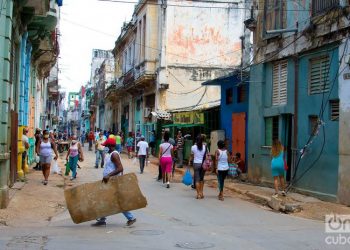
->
<box><xmin>325</xmin><ymin>214</ymin><xmax>350</xmax><ymax>233</ymax></box>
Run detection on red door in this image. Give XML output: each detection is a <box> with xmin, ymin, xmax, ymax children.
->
<box><xmin>232</xmin><ymin>113</ymin><xmax>246</xmax><ymax>161</ymax></box>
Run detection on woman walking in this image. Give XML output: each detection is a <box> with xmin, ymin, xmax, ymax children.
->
<box><xmin>215</xmin><ymin>140</ymin><xmax>230</xmax><ymax>201</ymax></box>
<box><xmin>36</xmin><ymin>130</ymin><xmax>59</xmax><ymax>185</ymax></box>
<box><xmin>189</xmin><ymin>135</ymin><xmax>206</xmax><ymax>199</ymax></box>
<box><xmin>66</xmin><ymin>135</ymin><xmax>84</xmax><ymax>180</ymax></box>
<box><xmin>271</xmin><ymin>139</ymin><xmax>286</xmax><ymax>197</ymax></box>
<box><xmin>159</xmin><ymin>131</ymin><xmax>174</xmax><ymax>188</ymax></box>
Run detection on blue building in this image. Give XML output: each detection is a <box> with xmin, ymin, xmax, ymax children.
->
<box><xmin>247</xmin><ymin>0</ymin><xmax>350</xmax><ymax>204</ymax></box>
<box><xmin>203</xmin><ymin>70</ymin><xmax>249</xmax><ymax>167</ymax></box>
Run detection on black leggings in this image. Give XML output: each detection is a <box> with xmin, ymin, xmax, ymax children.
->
<box><xmin>217</xmin><ymin>170</ymin><xmax>228</xmax><ymax>192</ymax></box>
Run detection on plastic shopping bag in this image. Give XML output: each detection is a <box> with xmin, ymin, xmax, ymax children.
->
<box><xmin>51</xmin><ymin>160</ymin><xmax>61</xmax><ymax>174</ymax></box>
<box><xmin>182</xmin><ymin>169</ymin><xmax>192</xmax><ymax>186</ymax></box>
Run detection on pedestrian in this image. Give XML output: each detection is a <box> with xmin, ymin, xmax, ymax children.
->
<box><xmin>36</xmin><ymin>130</ymin><xmax>59</xmax><ymax>185</ymax></box>
<box><xmin>80</xmin><ymin>131</ymin><xmax>85</xmax><ymax>147</ymax></box>
<box><xmin>189</xmin><ymin>135</ymin><xmax>206</xmax><ymax>199</ymax></box>
<box><xmin>126</xmin><ymin>132</ymin><xmax>134</xmax><ymax>159</ymax></box>
<box><xmin>88</xmin><ymin>131</ymin><xmax>95</xmax><ymax>151</ymax></box>
<box><xmin>215</xmin><ymin>140</ymin><xmax>230</xmax><ymax>201</ymax></box>
<box><xmin>271</xmin><ymin>139</ymin><xmax>286</xmax><ymax>197</ymax></box>
<box><xmin>34</xmin><ymin>128</ymin><xmax>42</xmax><ymax>170</ymax></box>
<box><xmin>91</xmin><ymin>137</ymin><xmax>136</xmax><ymax>227</ymax></box>
<box><xmin>95</xmin><ymin>131</ymin><xmax>106</xmax><ymax>168</ymax></box>
<box><xmin>176</xmin><ymin>131</ymin><xmax>184</xmax><ymax>168</ymax></box>
<box><xmin>232</xmin><ymin>152</ymin><xmax>245</xmax><ymax>174</ymax></box>
<box><xmin>66</xmin><ymin>135</ymin><xmax>84</xmax><ymax>180</ymax></box>
<box><xmin>116</xmin><ymin>132</ymin><xmax>122</xmax><ymax>153</ymax></box>
<box><xmin>149</xmin><ymin>130</ymin><xmax>156</xmax><ymax>156</ymax></box>
<box><xmin>159</xmin><ymin>131</ymin><xmax>174</xmax><ymax>188</ymax></box>
<box><xmin>136</xmin><ymin>136</ymin><xmax>149</xmax><ymax>174</ymax></box>
<box><xmin>22</xmin><ymin>127</ymin><xmax>30</xmax><ymax>175</ymax></box>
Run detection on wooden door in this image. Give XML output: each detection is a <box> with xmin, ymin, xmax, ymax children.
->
<box><xmin>232</xmin><ymin>112</ymin><xmax>246</xmax><ymax>161</ymax></box>
<box><xmin>10</xmin><ymin>111</ymin><xmax>18</xmax><ymax>186</ymax></box>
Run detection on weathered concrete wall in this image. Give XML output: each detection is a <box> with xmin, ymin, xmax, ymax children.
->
<box><xmin>338</xmin><ymin>39</ymin><xmax>350</xmax><ymax>205</ymax></box>
<box><xmin>162</xmin><ymin>1</ymin><xmax>243</xmax><ymax>111</ymax></box>
<box><xmin>166</xmin><ymin>1</ymin><xmax>242</xmax><ymax>67</ymax></box>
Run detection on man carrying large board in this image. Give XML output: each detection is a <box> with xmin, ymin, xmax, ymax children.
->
<box><xmin>91</xmin><ymin>137</ymin><xmax>137</xmax><ymax>227</ymax></box>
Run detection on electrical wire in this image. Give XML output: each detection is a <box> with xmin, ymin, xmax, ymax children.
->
<box><xmin>97</xmin><ymin>0</ymin><xmax>312</xmax><ymax>11</ymax></box>
<box><xmin>287</xmin><ymin>37</ymin><xmax>349</xmax><ymax>190</ymax></box>
<box><xmin>60</xmin><ymin>16</ymin><xmax>243</xmax><ymax>66</ymax></box>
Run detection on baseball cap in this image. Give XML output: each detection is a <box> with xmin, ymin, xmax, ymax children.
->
<box><xmin>102</xmin><ymin>137</ymin><xmax>116</xmax><ymax>146</ymax></box>
<box><xmin>140</xmin><ymin>135</ymin><xmax>145</xmax><ymax>139</ymax></box>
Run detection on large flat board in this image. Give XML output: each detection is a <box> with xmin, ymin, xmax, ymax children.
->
<box><xmin>64</xmin><ymin>173</ymin><xmax>147</xmax><ymax>224</ymax></box>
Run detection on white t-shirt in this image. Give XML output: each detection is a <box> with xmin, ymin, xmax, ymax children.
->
<box><xmin>191</xmin><ymin>145</ymin><xmax>206</xmax><ymax>164</ymax></box>
<box><xmin>22</xmin><ymin>135</ymin><xmax>29</xmax><ymax>152</ymax></box>
<box><xmin>159</xmin><ymin>142</ymin><xmax>173</xmax><ymax>157</ymax></box>
<box><xmin>137</xmin><ymin>141</ymin><xmax>149</xmax><ymax>156</ymax></box>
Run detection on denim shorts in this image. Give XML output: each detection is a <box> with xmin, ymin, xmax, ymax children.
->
<box><xmin>40</xmin><ymin>155</ymin><xmax>52</xmax><ymax>164</ymax></box>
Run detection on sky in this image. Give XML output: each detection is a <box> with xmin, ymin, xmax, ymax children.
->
<box><xmin>58</xmin><ymin>0</ymin><xmax>135</xmax><ymax>93</ymax></box>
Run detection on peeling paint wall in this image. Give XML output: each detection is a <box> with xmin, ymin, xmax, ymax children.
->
<box><xmin>338</xmin><ymin>38</ymin><xmax>350</xmax><ymax>205</ymax></box>
<box><xmin>161</xmin><ymin>0</ymin><xmax>244</xmax><ymax>111</ymax></box>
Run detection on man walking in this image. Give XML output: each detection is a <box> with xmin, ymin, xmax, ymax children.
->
<box><xmin>176</xmin><ymin>131</ymin><xmax>184</xmax><ymax>168</ymax></box>
<box><xmin>91</xmin><ymin>137</ymin><xmax>136</xmax><ymax>227</ymax></box>
<box><xmin>136</xmin><ymin>136</ymin><xmax>149</xmax><ymax>174</ymax></box>
<box><xmin>95</xmin><ymin>131</ymin><xmax>106</xmax><ymax>168</ymax></box>
<box><xmin>88</xmin><ymin>131</ymin><xmax>95</xmax><ymax>151</ymax></box>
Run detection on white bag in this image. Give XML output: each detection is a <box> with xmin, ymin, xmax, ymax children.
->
<box><xmin>51</xmin><ymin>160</ymin><xmax>61</xmax><ymax>174</ymax></box>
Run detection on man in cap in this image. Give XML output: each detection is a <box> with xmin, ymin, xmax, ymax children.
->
<box><xmin>91</xmin><ymin>137</ymin><xmax>136</xmax><ymax>227</ymax></box>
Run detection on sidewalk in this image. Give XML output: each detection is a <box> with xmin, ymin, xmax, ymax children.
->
<box><xmin>148</xmin><ymin>156</ymin><xmax>350</xmax><ymax>221</ymax></box>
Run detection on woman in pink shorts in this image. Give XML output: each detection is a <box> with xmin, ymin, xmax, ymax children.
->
<box><xmin>159</xmin><ymin>131</ymin><xmax>174</xmax><ymax>188</ymax></box>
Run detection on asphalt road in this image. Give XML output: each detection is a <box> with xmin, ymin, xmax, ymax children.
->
<box><xmin>0</xmin><ymin>148</ymin><xmax>344</xmax><ymax>250</ymax></box>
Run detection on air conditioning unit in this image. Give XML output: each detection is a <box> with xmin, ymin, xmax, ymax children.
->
<box><xmin>144</xmin><ymin>107</ymin><xmax>152</xmax><ymax>118</ymax></box>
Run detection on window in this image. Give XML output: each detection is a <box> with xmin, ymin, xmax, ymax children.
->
<box><xmin>136</xmin><ymin>99</ymin><xmax>141</xmax><ymax>111</ymax></box>
<box><xmin>226</xmin><ymin>88</ymin><xmax>233</xmax><ymax>104</ymax></box>
<box><xmin>272</xmin><ymin>60</ymin><xmax>287</xmax><ymax>106</ymax></box>
<box><xmin>309</xmin><ymin>115</ymin><xmax>319</xmax><ymax>136</ymax></box>
<box><xmin>330</xmin><ymin>100</ymin><xmax>339</xmax><ymax>121</ymax></box>
<box><xmin>309</xmin><ymin>56</ymin><xmax>330</xmax><ymax>95</ymax></box>
<box><xmin>141</xmin><ymin>15</ymin><xmax>146</xmax><ymax>61</ymax></box>
<box><xmin>265</xmin><ymin>116</ymin><xmax>279</xmax><ymax>146</ymax></box>
<box><xmin>312</xmin><ymin>0</ymin><xmax>339</xmax><ymax>16</ymax></box>
<box><xmin>237</xmin><ymin>85</ymin><xmax>247</xmax><ymax>103</ymax></box>
<box><xmin>264</xmin><ymin>0</ymin><xmax>285</xmax><ymax>32</ymax></box>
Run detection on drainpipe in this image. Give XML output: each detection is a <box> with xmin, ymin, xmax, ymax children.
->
<box><xmin>292</xmin><ymin>56</ymin><xmax>299</xmax><ymax>180</ymax></box>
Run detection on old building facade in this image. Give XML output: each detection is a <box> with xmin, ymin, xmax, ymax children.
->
<box><xmin>247</xmin><ymin>0</ymin><xmax>350</xmax><ymax>204</ymax></box>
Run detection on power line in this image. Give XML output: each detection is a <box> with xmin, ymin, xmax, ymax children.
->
<box><xmin>98</xmin><ymin>0</ymin><xmax>312</xmax><ymax>11</ymax></box>
<box><xmin>61</xmin><ymin>16</ymin><xmax>243</xmax><ymax>66</ymax></box>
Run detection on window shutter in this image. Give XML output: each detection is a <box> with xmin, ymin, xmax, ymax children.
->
<box><xmin>330</xmin><ymin>100</ymin><xmax>339</xmax><ymax>121</ymax></box>
<box><xmin>272</xmin><ymin>61</ymin><xmax>288</xmax><ymax>106</ymax></box>
<box><xmin>309</xmin><ymin>56</ymin><xmax>330</xmax><ymax>95</ymax></box>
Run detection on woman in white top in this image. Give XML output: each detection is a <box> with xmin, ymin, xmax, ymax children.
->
<box><xmin>215</xmin><ymin>140</ymin><xmax>230</xmax><ymax>201</ymax></box>
<box><xmin>36</xmin><ymin>130</ymin><xmax>59</xmax><ymax>185</ymax></box>
<box><xmin>189</xmin><ymin>135</ymin><xmax>207</xmax><ymax>199</ymax></box>
<box><xmin>159</xmin><ymin>131</ymin><xmax>174</xmax><ymax>188</ymax></box>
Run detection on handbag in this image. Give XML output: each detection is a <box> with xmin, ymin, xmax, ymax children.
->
<box><xmin>228</xmin><ymin>163</ymin><xmax>238</xmax><ymax>177</ymax></box>
<box><xmin>182</xmin><ymin>169</ymin><xmax>192</xmax><ymax>186</ymax></box>
<box><xmin>202</xmin><ymin>146</ymin><xmax>212</xmax><ymax>171</ymax></box>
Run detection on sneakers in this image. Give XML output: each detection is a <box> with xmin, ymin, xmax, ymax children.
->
<box><xmin>166</xmin><ymin>182</ymin><xmax>170</xmax><ymax>188</ymax></box>
<box><xmin>281</xmin><ymin>191</ymin><xmax>286</xmax><ymax>196</ymax></box>
<box><xmin>91</xmin><ymin>221</ymin><xmax>106</xmax><ymax>227</ymax></box>
<box><xmin>42</xmin><ymin>180</ymin><xmax>48</xmax><ymax>185</ymax></box>
<box><xmin>126</xmin><ymin>218</ymin><xmax>136</xmax><ymax>226</ymax></box>
<box><xmin>70</xmin><ymin>177</ymin><xmax>76</xmax><ymax>181</ymax></box>
<box><xmin>272</xmin><ymin>193</ymin><xmax>278</xmax><ymax>198</ymax></box>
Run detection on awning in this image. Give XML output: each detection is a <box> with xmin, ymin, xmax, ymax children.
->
<box><xmin>151</xmin><ymin>110</ymin><xmax>171</xmax><ymax>120</ymax></box>
<box><xmin>162</xmin><ymin>124</ymin><xmax>205</xmax><ymax>128</ymax></box>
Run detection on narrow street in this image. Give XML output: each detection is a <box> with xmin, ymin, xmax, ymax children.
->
<box><xmin>0</xmin><ymin>148</ymin><xmax>332</xmax><ymax>250</ymax></box>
